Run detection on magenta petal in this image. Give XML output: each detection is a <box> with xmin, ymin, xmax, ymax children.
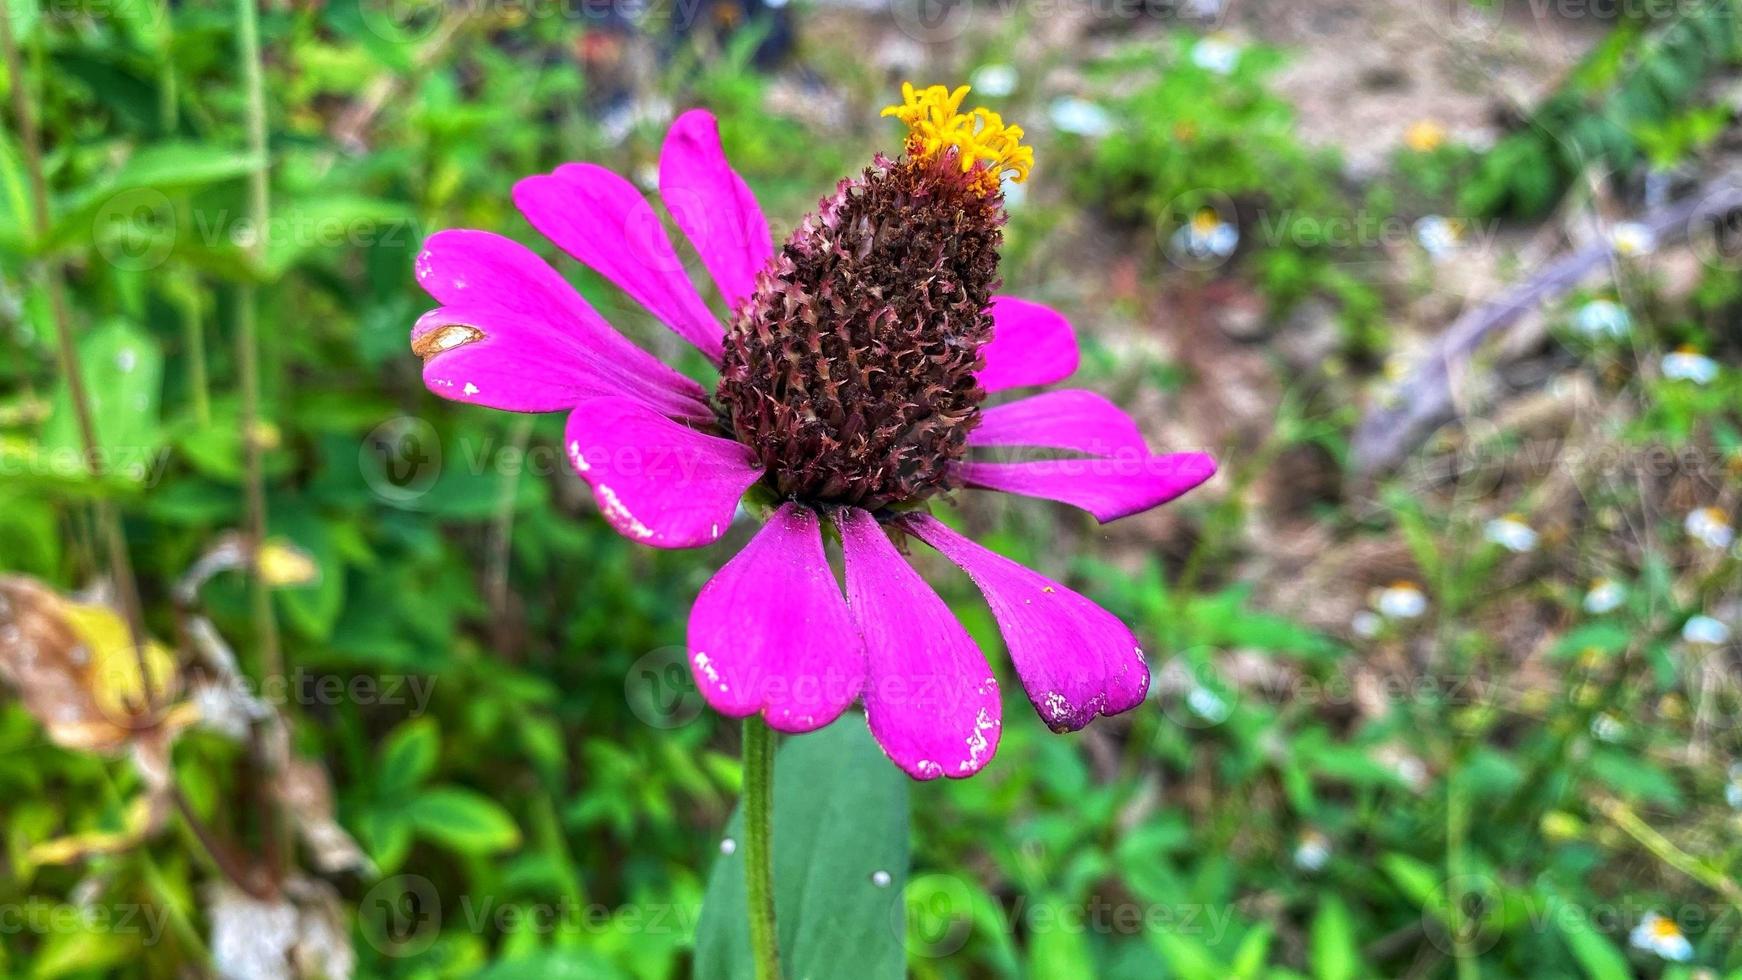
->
<box><xmin>968</xmin><ymin>389</ymin><xmax>1146</xmax><ymax>455</ymax></box>
<box><xmin>687</xmin><ymin>504</ymin><xmax>866</xmax><ymax>731</ymax></box>
<box><xmin>901</xmin><ymin>515</ymin><xmax>1148</xmax><ymax>732</ymax></box>
<box><xmin>414</xmin><ymin>307</ymin><xmax>711</xmax><ymax>421</ymax></box>
<box><xmin>957</xmin><ymin>452</ymin><xmax>1217</xmax><ymax>523</ymax></box>
<box><xmin>563</xmin><ymin>398</ymin><xmax>762</xmax><ymax>548</ymax></box>
<box><xmin>514</xmin><ymin>164</ymin><xmax>724</xmax><ymax>362</ymax></box>
<box><xmin>977</xmin><ymin>297</ymin><xmax>1080</xmax><ymax>393</ymax></box>
<box><xmin>659</xmin><ymin>110</ymin><xmax>773</xmax><ymax>313</ymax></box>
<box><xmin>414</xmin><ymin>230</ymin><xmax>708</xmax><ymax>406</ymax></box>
<box><xmin>836</xmin><ymin>508</ymin><xmax>1001</xmax><ymax>780</ymax></box>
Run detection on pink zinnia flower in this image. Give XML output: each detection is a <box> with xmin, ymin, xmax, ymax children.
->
<box><xmin>410</xmin><ymin>84</ymin><xmax>1216</xmax><ymax>779</ymax></box>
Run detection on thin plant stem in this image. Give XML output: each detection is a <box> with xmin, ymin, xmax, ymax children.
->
<box><xmin>742</xmin><ymin>718</ymin><xmax>781</xmax><ymax>980</ymax></box>
<box><xmin>156</xmin><ymin>0</ymin><xmax>213</xmax><ymax>426</ymax></box>
<box><xmin>1446</xmin><ymin>771</ymin><xmax>1479</xmax><ymax>980</ymax></box>
<box><xmin>1</xmin><ymin>4</ymin><xmax>155</xmax><ymax>704</ymax></box>
<box><xmin>94</xmin><ymin>772</ymin><xmax>212</xmax><ymax>960</ymax></box>
<box><xmin>181</xmin><ymin>292</ymin><xmax>211</xmax><ymax>425</ymax></box>
<box><xmin>488</xmin><ymin>416</ymin><xmax>533</xmax><ymax>652</ymax></box>
<box><xmin>156</xmin><ymin>0</ymin><xmax>177</xmax><ymax>134</ymax></box>
<box><xmin>233</xmin><ymin>0</ymin><xmax>281</xmax><ymax>684</ymax></box>
<box><xmin>1593</xmin><ymin>795</ymin><xmax>1742</xmax><ymax>907</ymax></box>
<box><xmin>232</xmin><ymin>0</ymin><xmax>291</xmax><ymax>890</ymax></box>
<box><xmin>171</xmin><ymin>785</ymin><xmax>268</xmax><ymax>900</ymax></box>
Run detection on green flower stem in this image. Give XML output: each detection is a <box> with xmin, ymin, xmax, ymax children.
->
<box><xmin>233</xmin><ymin>0</ymin><xmax>281</xmax><ymax>687</ymax></box>
<box><xmin>232</xmin><ymin>0</ymin><xmax>289</xmax><ymax>888</ymax></box>
<box><xmin>743</xmin><ymin>717</ymin><xmax>781</xmax><ymax>980</ymax></box>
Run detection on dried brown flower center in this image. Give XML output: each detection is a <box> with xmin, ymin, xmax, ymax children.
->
<box><xmin>714</xmin><ymin>153</ymin><xmax>1005</xmax><ymax>510</ymax></box>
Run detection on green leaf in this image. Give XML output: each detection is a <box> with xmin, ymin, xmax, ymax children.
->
<box><xmin>1587</xmin><ymin>750</ymin><xmax>1683</xmax><ymax>807</ymax></box>
<box><xmin>402</xmin><ymin>788</ymin><xmax>521</xmax><ymax>854</ymax></box>
<box><xmin>1310</xmin><ymin>896</ymin><xmax>1360</xmax><ymax>980</ymax></box>
<box><xmin>1549</xmin><ymin>898</ymin><xmax>1631</xmax><ymax>980</ymax></box>
<box><xmin>1150</xmin><ymin>930</ymin><xmax>1228</xmax><ymax>980</ymax></box>
<box><xmin>1551</xmin><ymin>623</ymin><xmax>1632</xmax><ymax>659</ymax></box>
<box><xmin>470</xmin><ymin>950</ymin><xmax>630</xmax><ymax>980</ymax></box>
<box><xmin>261</xmin><ymin>195</ymin><xmax>417</xmax><ymax>279</ymax></box>
<box><xmin>270</xmin><ymin>505</ymin><xmax>345</xmax><ymax>641</ymax></box>
<box><xmin>29</xmin><ymin>924</ymin><xmax>134</xmax><ymax>980</ymax></box>
<box><xmin>0</xmin><ymin>124</ymin><xmax>30</xmax><ymax>251</ymax></box>
<box><xmin>1229</xmin><ymin>924</ymin><xmax>1274</xmax><ymax>979</ymax></box>
<box><xmin>40</xmin><ymin>319</ymin><xmax>164</xmax><ymax>483</ymax></box>
<box><xmin>379</xmin><ymin>717</ymin><xmax>440</xmax><ymax>797</ymax></box>
<box><xmin>694</xmin><ymin>715</ymin><xmax>909</xmax><ymax>980</ymax></box>
<box><xmin>1027</xmin><ymin>895</ymin><xmax>1094</xmax><ymax>977</ymax></box>
<box><xmin>1380</xmin><ymin>853</ymin><xmax>1442</xmax><ymax>909</ymax></box>
<box><xmin>362</xmin><ymin>807</ymin><xmax>414</xmax><ymax>873</ymax></box>
<box><xmin>48</xmin><ymin>143</ymin><xmax>263</xmax><ymax>251</ymax></box>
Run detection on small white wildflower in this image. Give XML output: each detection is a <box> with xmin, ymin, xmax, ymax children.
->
<box><xmin>1392</xmin><ymin>755</ymin><xmax>1429</xmax><ymax>790</ymax></box>
<box><xmin>1351</xmin><ymin>610</ymin><xmax>1382</xmax><ymax>638</ymax></box>
<box><xmin>1186</xmin><ymin>686</ymin><xmax>1231</xmax><ymax>723</ymax></box>
<box><xmin>1293</xmin><ymin>830</ymin><xmax>1330</xmax><ymax>872</ymax></box>
<box><xmin>1683</xmin><ymin>615</ymin><xmax>1730</xmax><ymax>646</ymax></box>
<box><xmin>1610</xmin><ymin>222</ymin><xmax>1657</xmax><ymax>257</ymax></box>
<box><xmin>1048</xmin><ymin>97</ymin><xmax>1114</xmax><ymax>137</ymax></box>
<box><xmin>1572</xmin><ymin>299</ymin><xmax>1631</xmax><ymax>340</ymax></box>
<box><xmin>1629</xmin><ymin>912</ymin><xmax>1693</xmax><ymax>962</ymax></box>
<box><xmin>1590</xmin><ymin>713</ymin><xmax>1625</xmax><ymax>742</ymax></box>
<box><xmin>1727</xmin><ymin>763</ymin><xmax>1742</xmax><ymax>810</ymax></box>
<box><xmin>969</xmin><ymin>64</ymin><xmax>1018</xmax><ymax>98</ymax></box>
<box><xmin>1191</xmin><ymin>35</ymin><xmax>1241</xmax><ymax>75</ymax></box>
<box><xmin>1583</xmin><ymin>579</ymin><xmax>1626</xmax><ymax>615</ymax></box>
<box><xmin>1484</xmin><ymin>515</ymin><xmax>1538</xmax><ymax>553</ymax></box>
<box><xmin>1685</xmin><ymin>507</ymin><xmax>1734</xmax><ymax>551</ymax></box>
<box><xmin>1375</xmin><ymin>582</ymin><xmax>1428</xmax><ymax>620</ymax></box>
<box><xmin>1414</xmin><ymin>215</ymin><xmax>1461</xmax><ymax>259</ymax></box>
<box><xmin>1662</xmin><ymin>348</ymin><xmax>1719</xmax><ymax>384</ymax></box>
<box><xmin>1169</xmin><ymin>208</ymin><xmax>1239</xmax><ymax>262</ymax></box>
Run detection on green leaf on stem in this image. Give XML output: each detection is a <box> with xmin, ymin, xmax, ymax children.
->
<box><xmin>694</xmin><ymin>714</ymin><xmax>910</xmax><ymax>980</ymax></box>
<box><xmin>41</xmin><ymin>318</ymin><xmax>164</xmax><ymax>484</ymax></box>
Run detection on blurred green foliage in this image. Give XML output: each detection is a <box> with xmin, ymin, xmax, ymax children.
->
<box><xmin>1461</xmin><ymin>1</ymin><xmax>1741</xmax><ymax>217</ymax></box>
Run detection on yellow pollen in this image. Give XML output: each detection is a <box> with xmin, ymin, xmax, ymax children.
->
<box><xmin>1651</xmin><ymin>917</ymin><xmax>1682</xmax><ymax>939</ymax></box>
<box><xmin>881</xmin><ymin>82</ymin><xmax>1034</xmax><ymax>194</ymax></box>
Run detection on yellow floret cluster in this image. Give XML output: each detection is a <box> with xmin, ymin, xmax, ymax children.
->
<box><xmin>881</xmin><ymin>82</ymin><xmax>1034</xmax><ymax>194</ymax></box>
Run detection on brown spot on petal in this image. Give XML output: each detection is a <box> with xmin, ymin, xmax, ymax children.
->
<box><xmin>411</xmin><ymin>322</ymin><xmax>484</xmax><ymax>359</ymax></box>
